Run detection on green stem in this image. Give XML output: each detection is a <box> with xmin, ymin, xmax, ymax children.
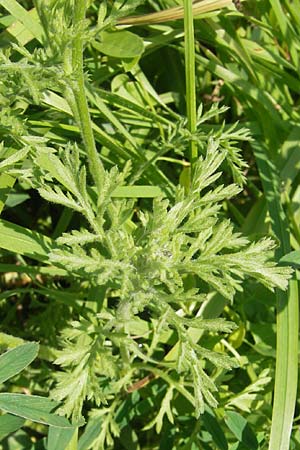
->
<box><xmin>183</xmin><ymin>0</ymin><xmax>198</xmax><ymax>171</ymax></box>
<box><xmin>71</xmin><ymin>1</ymin><xmax>104</xmax><ymax>194</ymax></box>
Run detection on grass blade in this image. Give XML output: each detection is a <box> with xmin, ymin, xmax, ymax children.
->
<box><xmin>253</xmin><ymin>144</ymin><xmax>298</xmax><ymax>450</ymax></box>
<box><xmin>118</xmin><ymin>0</ymin><xmax>233</xmax><ymax>25</ymax></box>
<box><xmin>0</xmin><ymin>394</ymin><xmax>73</xmax><ymax>428</ymax></box>
<box><xmin>47</xmin><ymin>426</ymin><xmax>77</xmax><ymax>450</ymax></box>
<box><xmin>0</xmin><ymin>414</ymin><xmax>25</xmax><ymax>441</ymax></box>
<box><xmin>184</xmin><ymin>0</ymin><xmax>198</xmax><ymax>168</ymax></box>
<box><xmin>0</xmin><ymin>0</ymin><xmax>43</xmax><ymax>43</ymax></box>
<box><xmin>0</xmin><ymin>342</ymin><xmax>39</xmax><ymax>384</ymax></box>
<box><xmin>0</xmin><ymin>219</ymin><xmax>55</xmax><ymax>262</ymax></box>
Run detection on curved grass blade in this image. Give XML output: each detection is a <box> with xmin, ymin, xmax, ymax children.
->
<box><xmin>0</xmin><ymin>414</ymin><xmax>25</xmax><ymax>441</ymax></box>
<box><xmin>118</xmin><ymin>0</ymin><xmax>233</xmax><ymax>26</ymax></box>
<box><xmin>184</xmin><ymin>0</ymin><xmax>198</xmax><ymax>169</ymax></box>
<box><xmin>0</xmin><ymin>342</ymin><xmax>39</xmax><ymax>384</ymax></box>
<box><xmin>47</xmin><ymin>426</ymin><xmax>77</xmax><ymax>450</ymax></box>
<box><xmin>0</xmin><ymin>394</ymin><xmax>74</xmax><ymax>428</ymax></box>
<box><xmin>0</xmin><ymin>0</ymin><xmax>43</xmax><ymax>43</ymax></box>
<box><xmin>0</xmin><ymin>219</ymin><xmax>56</xmax><ymax>263</ymax></box>
<box><xmin>225</xmin><ymin>411</ymin><xmax>258</xmax><ymax>449</ymax></box>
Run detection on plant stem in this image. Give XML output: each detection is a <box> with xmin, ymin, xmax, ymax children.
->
<box><xmin>71</xmin><ymin>1</ymin><xmax>104</xmax><ymax>194</ymax></box>
<box><xmin>183</xmin><ymin>0</ymin><xmax>198</xmax><ymax>172</ymax></box>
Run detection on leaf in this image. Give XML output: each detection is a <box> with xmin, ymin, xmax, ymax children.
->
<box><xmin>0</xmin><ymin>342</ymin><xmax>39</xmax><ymax>384</ymax></box>
<box><xmin>4</xmin><ymin>192</ymin><xmax>30</xmax><ymax>208</ymax></box>
<box><xmin>78</xmin><ymin>417</ymin><xmax>102</xmax><ymax>450</ymax></box>
<box><xmin>0</xmin><ymin>414</ymin><xmax>25</xmax><ymax>440</ymax></box>
<box><xmin>117</xmin><ymin>0</ymin><xmax>232</xmax><ymax>25</ymax></box>
<box><xmin>47</xmin><ymin>426</ymin><xmax>77</xmax><ymax>450</ymax></box>
<box><xmin>0</xmin><ymin>147</ymin><xmax>30</xmax><ymax>171</ymax></box>
<box><xmin>0</xmin><ymin>393</ymin><xmax>73</xmax><ymax>428</ymax></box>
<box><xmin>254</xmin><ymin>144</ymin><xmax>298</xmax><ymax>450</ymax></box>
<box><xmin>0</xmin><ymin>219</ymin><xmax>58</xmax><ymax>263</ymax></box>
<box><xmin>5</xmin><ymin>7</ymin><xmax>41</xmax><ymax>45</ymax></box>
<box><xmin>280</xmin><ymin>251</ymin><xmax>300</xmax><ymax>269</ymax></box>
<box><xmin>96</xmin><ymin>31</ymin><xmax>144</xmax><ymax>58</ymax></box>
<box><xmin>0</xmin><ymin>173</ymin><xmax>15</xmax><ymax>215</ymax></box>
<box><xmin>35</xmin><ymin>151</ymin><xmax>79</xmax><ymax>197</ymax></box>
<box><xmin>225</xmin><ymin>411</ymin><xmax>258</xmax><ymax>450</ymax></box>
<box><xmin>202</xmin><ymin>407</ymin><xmax>228</xmax><ymax>450</ymax></box>
<box><xmin>227</xmin><ymin>369</ymin><xmax>272</xmax><ymax>412</ymax></box>
<box><xmin>0</xmin><ymin>0</ymin><xmax>43</xmax><ymax>43</ymax></box>
<box><xmin>143</xmin><ymin>386</ymin><xmax>174</xmax><ymax>433</ymax></box>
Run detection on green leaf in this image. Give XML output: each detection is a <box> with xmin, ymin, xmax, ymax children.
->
<box><xmin>254</xmin><ymin>144</ymin><xmax>298</xmax><ymax>450</ymax></box>
<box><xmin>202</xmin><ymin>407</ymin><xmax>228</xmax><ymax>450</ymax></box>
<box><xmin>4</xmin><ymin>192</ymin><xmax>30</xmax><ymax>208</ymax></box>
<box><xmin>280</xmin><ymin>251</ymin><xmax>300</xmax><ymax>268</ymax></box>
<box><xmin>0</xmin><ymin>414</ymin><xmax>25</xmax><ymax>440</ymax></box>
<box><xmin>0</xmin><ymin>342</ymin><xmax>39</xmax><ymax>384</ymax></box>
<box><xmin>0</xmin><ymin>219</ymin><xmax>56</xmax><ymax>263</ymax></box>
<box><xmin>0</xmin><ymin>173</ymin><xmax>15</xmax><ymax>215</ymax></box>
<box><xmin>78</xmin><ymin>417</ymin><xmax>102</xmax><ymax>450</ymax></box>
<box><xmin>0</xmin><ymin>147</ymin><xmax>30</xmax><ymax>171</ymax></box>
<box><xmin>47</xmin><ymin>426</ymin><xmax>77</xmax><ymax>450</ymax></box>
<box><xmin>96</xmin><ymin>30</ymin><xmax>144</xmax><ymax>58</ymax></box>
<box><xmin>4</xmin><ymin>7</ymin><xmax>40</xmax><ymax>45</ymax></box>
<box><xmin>225</xmin><ymin>411</ymin><xmax>258</xmax><ymax>450</ymax></box>
<box><xmin>35</xmin><ymin>151</ymin><xmax>79</xmax><ymax>197</ymax></box>
<box><xmin>0</xmin><ymin>393</ymin><xmax>73</xmax><ymax>428</ymax></box>
<box><xmin>0</xmin><ymin>0</ymin><xmax>43</xmax><ymax>43</ymax></box>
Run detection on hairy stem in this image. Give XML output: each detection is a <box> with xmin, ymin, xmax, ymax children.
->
<box><xmin>71</xmin><ymin>1</ymin><xmax>104</xmax><ymax>195</ymax></box>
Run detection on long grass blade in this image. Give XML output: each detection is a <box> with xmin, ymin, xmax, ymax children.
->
<box><xmin>253</xmin><ymin>144</ymin><xmax>298</xmax><ymax>450</ymax></box>
<box><xmin>118</xmin><ymin>0</ymin><xmax>233</xmax><ymax>25</ymax></box>
<box><xmin>184</xmin><ymin>0</ymin><xmax>198</xmax><ymax>168</ymax></box>
<box><xmin>0</xmin><ymin>0</ymin><xmax>43</xmax><ymax>42</ymax></box>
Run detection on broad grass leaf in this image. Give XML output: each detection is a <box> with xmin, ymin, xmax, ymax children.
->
<box><xmin>0</xmin><ymin>219</ymin><xmax>56</xmax><ymax>263</ymax></box>
<box><xmin>0</xmin><ymin>147</ymin><xmax>30</xmax><ymax>171</ymax></box>
<box><xmin>280</xmin><ymin>251</ymin><xmax>300</xmax><ymax>269</ymax></box>
<box><xmin>96</xmin><ymin>31</ymin><xmax>144</xmax><ymax>58</ymax></box>
<box><xmin>225</xmin><ymin>411</ymin><xmax>258</xmax><ymax>450</ymax></box>
<box><xmin>0</xmin><ymin>0</ymin><xmax>43</xmax><ymax>43</ymax></box>
<box><xmin>0</xmin><ymin>393</ymin><xmax>73</xmax><ymax>428</ymax></box>
<box><xmin>4</xmin><ymin>192</ymin><xmax>30</xmax><ymax>209</ymax></box>
<box><xmin>0</xmin><ymin>414</ymin><xmax>25</xmax><ymax>440</ymax></box>
<box><xmin>0</xmin><ymin>342</ymin><xmax>39</xmax><ymax>384</ymax></box>
<box><xmin>227</xmin><ymin>369</ymin><xmax>272</xmax><ymax>413</ymax></box>
<box><xmin>78</xmin><ymin>417</ymin><xmax>102</xmax><ymax>450</ymax></box>
<box><xmin>202</xmin><ymin>407</ymin><xmax>228</xmax><ymax>450</ymax></box>
<box><xmin>47</xmin><ymin>426</ymin><xmax>77</xmax><ymax>450</ymax></box>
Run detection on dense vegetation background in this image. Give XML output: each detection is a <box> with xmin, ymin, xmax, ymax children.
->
<box><xmin>0</xmin><ymin>1</ymin><xmax>299</xmax><ymax>449</ymax></box>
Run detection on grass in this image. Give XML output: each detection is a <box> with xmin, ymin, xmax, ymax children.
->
<box><xmin>0</xmin><ymin>1</ymin><xmax>299</xmax><ymax>449</ymax></box>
